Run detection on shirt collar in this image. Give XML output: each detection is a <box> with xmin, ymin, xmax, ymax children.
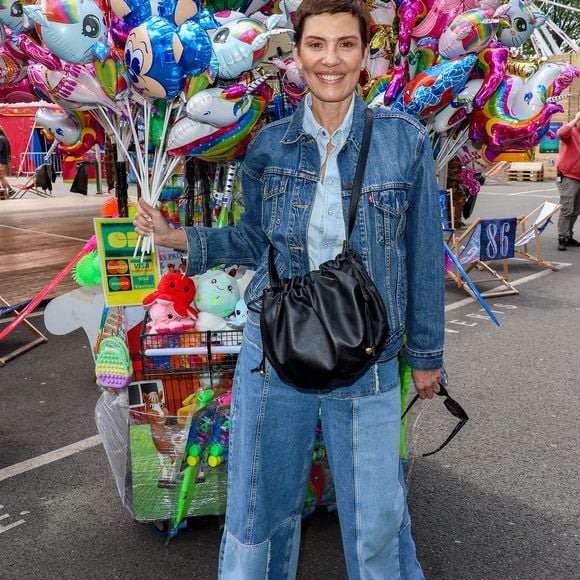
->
<box><xmin>302</xmin><ymin>92</ymin><xmax>355</xmax><ymax>148</ymax></box>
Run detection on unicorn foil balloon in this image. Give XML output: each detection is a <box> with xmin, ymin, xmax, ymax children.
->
<box><xmin>24</xmin><ymin>0</ymin><xmax>108</xmax><ymax>64</ymax></box>
<box><xmin>35</xmin><ymin>106</ymin><xmax>81</xmax><ymax>145</ymax></box>
<box><xmin>35</xmin><ymin>107</ymin><xmax>104</xmax><ymax>156</ymax></box>
<box><xmin>439</xmin><ymin>4</ymin><xmax>511</xmax><ymax>59</ymax></box>
<box><xmin>0</xmin><ymin>0</ymin><xmax>34</xmax><ymax>33</ymax></box>
<box><xmin>167</xmin><ymin>74</ymin><xmax>273</xmax><ymax>160</ymax></box>
<box><xmin>211</xmin><ymin>15</ymin><xmax>289</xmax><ymax>80</ymax></box>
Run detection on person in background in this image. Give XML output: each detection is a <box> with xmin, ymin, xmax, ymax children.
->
<box><xmin>134</xmin><ymin>1</ymin><xmax>444</xmax><ymax>577</ymax></box>
<box><xmin>0</xmin><ymin>126</ymin><xmax>15</xmax><ymax>198</ymax></box>
<box><xmin>556</xmin><ymin>110</ymin><xmax>580</xmax><ymax>251</ymax></box>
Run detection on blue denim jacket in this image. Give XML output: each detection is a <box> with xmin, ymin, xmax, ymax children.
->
<box><xmin>184</xmin><ymin>95</ymin><xmax>444</xmax><ymax>370</ymax></box>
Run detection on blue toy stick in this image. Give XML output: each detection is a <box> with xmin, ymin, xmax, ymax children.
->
<box><xmin>444</xmin><ymin>242</ymin><xmax>500</xmax><ymax>327</ymax></box>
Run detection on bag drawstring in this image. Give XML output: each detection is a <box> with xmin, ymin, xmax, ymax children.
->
<box><xmin>251</xmin><ymin>352</ymin><xmax>267</xmax><ymax>377</ymax></box>
<box><xmin>364</xmin><ymin>300</ymin><xmax>374</xmax><ymax>356</ymax></box>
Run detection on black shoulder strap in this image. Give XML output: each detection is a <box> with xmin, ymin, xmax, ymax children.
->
<box><xmin>346</xmin><ymin>107</ymin><xmax>374</xmax><ymax>241</ymax></box>
<box><xmin>268</xmin><ymin>108</ymin><xmax>374</xmax><ymax>287</ymax></box>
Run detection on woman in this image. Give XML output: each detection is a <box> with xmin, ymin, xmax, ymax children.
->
<box><xmin>134</xmin><ymin>1</ymin><xmax>444</xmax><ymax>577</ymax></box>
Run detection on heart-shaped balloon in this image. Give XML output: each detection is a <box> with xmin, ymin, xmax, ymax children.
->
<box><xmin>93</xmin><ymin>45</ymin><xmax>129</xmax><ymax>100</ymax></box>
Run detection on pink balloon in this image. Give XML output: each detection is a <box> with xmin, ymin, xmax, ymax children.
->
<box><xmin>16</xmin><ymin>33</ymin><xmax>63</xmax><ymax>70</ymax></box>
<box><xmin>28</xmin><ymin>62</ymin><xmax>124</xmax><ymax>114</ymax></box>
<box><xmin>383</xmin><ymin>61</ymin><xmax>408</xmax><ymax>106</ymax></box>
<box><xmin>398</xmin><ymin>0</ymin><xmax>430</xmax><ymax>56</ymax></box>
<box><xmin>412</xmin><ymin>0</ymin><xmax>464</xmax><ymax>40</ymax></box>
<box><xmin>472</xmin><ymin>46</ymin><xmax>509</xmax><ymax>110</ymax></box>
<box><xmin>0</xmin><ymin>76</ymin><xmax>37</xmax><ymax>102</ymax></box>
<box><xmin>110</xmin><ymin>16</ymin><xmax>131</xmax><ymax>49</ymax></box>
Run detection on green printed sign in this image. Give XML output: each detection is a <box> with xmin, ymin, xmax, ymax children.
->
<box><xmin>95</xmin><ymin>218</ymin><xmax>160</xmax><ymax>306</ymax></box>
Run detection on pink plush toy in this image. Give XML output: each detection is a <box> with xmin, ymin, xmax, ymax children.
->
<box><xmin>146</xmin><ymin>299</ymin><xmax>197</xmax><ymax>334</ymax></box>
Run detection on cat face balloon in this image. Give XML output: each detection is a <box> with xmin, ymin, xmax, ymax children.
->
<box><xmin>497</xmin><ymin>0</ymin><xmax>546</xmax><ymax>48</ymax></box>
<box><xmin>24</xmin><ymin>0</ymin><xmax>107</xmax><ymax>64</ymax></box>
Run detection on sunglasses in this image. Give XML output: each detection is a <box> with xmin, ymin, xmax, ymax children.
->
<box><xmin>401</xmin><ymin>383</ymin><xmax>469</xmax><ymax>457</ymax></box>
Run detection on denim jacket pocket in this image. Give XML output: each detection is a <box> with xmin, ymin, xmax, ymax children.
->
<box><xmin>368</xmin><ymin>187</ymin><xmax>410</xmax><ymax>245</ymax></box>
<box><xmin>262</xmin><ymin>172</ymin><xmax>289</xmax><ymax>235</ymax></box>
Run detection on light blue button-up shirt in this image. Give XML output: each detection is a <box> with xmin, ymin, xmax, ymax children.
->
<box><xmin>303</xmin><ymin>93</ymin><xmax>355</xmax><ymax>270</ymax></box>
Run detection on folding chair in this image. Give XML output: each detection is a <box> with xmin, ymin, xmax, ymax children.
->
<box><xmin>12</xmin><ymin>140</ymin><xmax>58</xmax><ymax>199</ymax></box>
<box><xmin>514</xmin><ymin>201</ymin><xmax>562</xmax><ymax>271</ymax></box>
<box><xmin>0</xmin><ymin>296</ymin><xmax>47</xmax><ymax>366</ymax></box>
<box><xmin>11</xmin><ymin>170</ymin><xmax>53</xmax><ymax>199</ymax></box>
<box><xmin>483</xmin><ymin>161</ymin><xmax>509</xmax><ymax>183</ymax></box>
<box><xmin>448</xmin><ymin>216</ymin><xmax>519</xmax><ymax>298</ymax></box>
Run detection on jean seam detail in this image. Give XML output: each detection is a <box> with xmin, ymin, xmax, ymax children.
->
<box><xmin>353</xmin><ymin>398</ymin><xmax>365</xmax><ymax>580</ymax></box>
<box><xmin>282</xmin><ymin>514</ymin><xmax>301</xmax><ymax>577</ymax></box>
<box><xmin>246</xmin><ymin>357</ymin><xmax>270</xmax><ymax>544</ymax></box>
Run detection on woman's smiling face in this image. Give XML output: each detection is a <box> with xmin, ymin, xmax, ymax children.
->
<box><xmin>293</xmin><ymin>12</ymin><xmax>367</xmax><ymax>113</ymax></box>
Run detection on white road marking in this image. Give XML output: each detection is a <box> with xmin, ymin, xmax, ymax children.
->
<box><xmin>0</xmin><ymin>518</ymin><xmax>26</xmax><ymax>534</ymax></box>
<box><xmin>0</xmin><ymin>224</ymin><xmax>87</xmax><ymax>243</ymax></box>
<box><xmin>0</xmin><ymin>435</ymin><xmax>102</xmax><ymax>482</ymax></box>
<box><xmin>480</xmin><ymin>189</ymin><xmax>558</xmax><ymax>197</ymax></box>
<box><xmin>507</xmin><ymin>187</ymin><xmax>558</xmax><ymax>196</ymax></box>
<box><xmin>445</xmin><ymin>262</ymin><xmax>571</xmax><ymax>313</ymax></box>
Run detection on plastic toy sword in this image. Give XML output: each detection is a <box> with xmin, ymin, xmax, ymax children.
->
<box><xmin>0</xmin><ymin>236</ymin><xmax>98</xmax><ymax>342</ymax></box>
<box><xmin>170</xmin><ymin>391</ymin><xmax>232</xmax><ymax>539</ymax></box>
<box><xmin>444</xmin><ymin>241</ymin><xmax>500</xmax><ymax>326</ymax></box>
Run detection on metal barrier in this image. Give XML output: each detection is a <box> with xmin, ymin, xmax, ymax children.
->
<box><xmin>17</xmin><ymin>152</ymin><xmax>63</xmax><ymax>177</ymax></box>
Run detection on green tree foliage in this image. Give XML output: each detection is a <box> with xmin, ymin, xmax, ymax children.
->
<box><xmin>529</xmin><ymin>0</ymin><xmax>580</xmax><ymax>54</ymax></box>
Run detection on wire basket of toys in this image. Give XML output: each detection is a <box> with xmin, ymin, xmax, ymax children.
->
<box><xmin>140</xmin><ymin>318</ymin><xmax>243</xmax><ymax>378</ymax></box>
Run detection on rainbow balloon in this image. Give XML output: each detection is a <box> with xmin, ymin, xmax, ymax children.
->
<box><xmin>167</xmin><ymin>77</ymin><xmax>273</xmax><ymax>161</ymax></box>
<box><xmin>439</xmin><ymin>5</ymin><xmax>510</xmax><ymax>59</ymax></box>
<box><xmin>469</xmin><ymin>75</ymin><xmax>563</xmax><ymax>151</ymax></box>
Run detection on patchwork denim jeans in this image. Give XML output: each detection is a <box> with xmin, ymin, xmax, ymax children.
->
<box><xmin>218</xmin><ymin>319</ymin><xmax>424</xmax><ymax>579</ymax></box>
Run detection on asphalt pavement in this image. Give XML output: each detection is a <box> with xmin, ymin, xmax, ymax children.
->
<box><xmin>1</xmin><ymin>178</ymin><xmax>579</xmax><ymax>579</ymax></box>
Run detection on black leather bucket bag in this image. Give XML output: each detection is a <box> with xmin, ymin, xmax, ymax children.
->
<box><xmin>255</xmin><ymin>109</ymin><xmax>388</xmax><ymax>390</ymax></box>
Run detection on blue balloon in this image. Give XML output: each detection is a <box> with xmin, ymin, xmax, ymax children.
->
<box><xmin>177</xmin><ymin>21</ymin><xmax>213</xmax><ymax>76</ymax></box>
<box><xmin>125</xmin><ymin>16</ymin><xmax>185</xmax><ymax>99</ymax></box>
<box><xmin>197</xmin><ymin>7</ymin><xmax>220</xmax><ymax>31</ymax></box>
<box><xmin>159</xmin><ymin>0</ymin><xmax>201</xmax><ymax>27</ymax></box>
<box><xmin>111</xmin><ymin>0</ymin><xmax>152</xmax><ymax>27</ymax></box>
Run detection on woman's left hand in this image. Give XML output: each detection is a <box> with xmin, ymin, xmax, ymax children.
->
<box><xmin>411</xmin><ymin>369</ymin><xmax>440</xmax><ymax>400</ymax></box>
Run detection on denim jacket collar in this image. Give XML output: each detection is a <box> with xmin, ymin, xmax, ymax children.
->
<box><xmin>281</xmin><ymin>93</ymin><xmax>368</xmax><ymax>153</ymax></box>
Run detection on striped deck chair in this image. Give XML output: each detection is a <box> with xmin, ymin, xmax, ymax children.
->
<box><xmin>514</xmin><ymin>201</ymin><xmax>562</xmax><ymax>271</ymax></box>
<box><xmin>448</xmin><ymin>216</ymin><xmax>519</xmax><ymax>298</ymax></box>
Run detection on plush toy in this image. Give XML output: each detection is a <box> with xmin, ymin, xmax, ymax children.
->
<box><xmin>227</xmin><ymin>298</ymin><xmax>248</xmax><ymax>328</ymax></box>
<box><xmin>143</xmin><ymin>272</ymin><xmax>197</xmax><ymax>318</ymax></box>
<box><xmin>194</xmin><ymin>270</ymin><xmax>239</xmax><ymax>318</ymax></box>
<box><xmin>146</xmin><ymin>299</ymin><xmax>197</xmax><ymax>334</ymax></box>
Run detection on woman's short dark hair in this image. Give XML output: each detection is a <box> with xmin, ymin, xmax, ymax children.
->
<box><xmin>293</xmin><ymin>0</ymin><xmax>370</xmax><ymax>51</ymax></box>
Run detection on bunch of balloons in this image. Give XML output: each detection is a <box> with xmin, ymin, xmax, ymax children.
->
<box><xmin>357</xmin><ymin>0</ymin><xmax>579</xmax><ymax>185</ymax></box>
<box><xmin>0</xmin><ymin>0</ymin><xmax>577</xmax><ymax>201</ymax></box>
